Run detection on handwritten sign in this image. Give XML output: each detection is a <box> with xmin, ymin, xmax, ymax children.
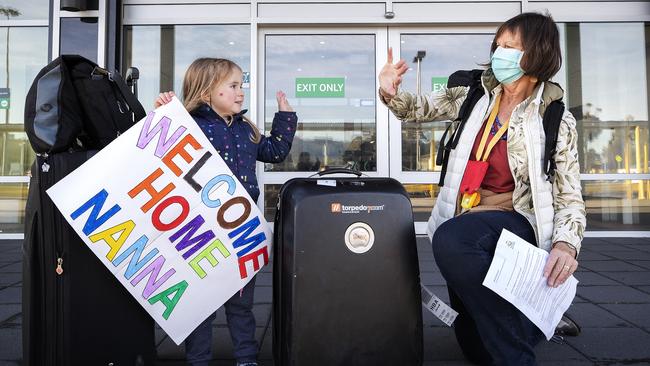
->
<box><xmin>47</xmin><ymin>97</ymin><xmax>272</xmax><ymax>344</ymax></box>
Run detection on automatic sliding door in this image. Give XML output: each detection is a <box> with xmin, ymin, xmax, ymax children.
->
<box><xmin>260</xmin><ymin>30</ymin><xmax>386</xmax><ymax>220</ymax></box>
<box><xmin>389</xmin><ymin>31</ymin><xmax>493</xmax><ymax>230</ymax></box>
<box><xmin>263</xmin><ymin>34</ymin><xmax>378</xmax><ymax>173</ymax></box>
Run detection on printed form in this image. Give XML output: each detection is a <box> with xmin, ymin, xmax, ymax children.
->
<box><xmin>482</xmin><ymin>229</ymin><xmax>578</xmax><ymax>340</ymax></box>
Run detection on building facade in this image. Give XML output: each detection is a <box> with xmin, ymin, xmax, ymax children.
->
<box><xmin>1</xmin><ymin>0</ymin><xmax>649</xmax><ymax>238</ymax></box>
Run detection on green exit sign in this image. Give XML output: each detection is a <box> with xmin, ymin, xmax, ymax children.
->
<box><xmin>0</xmin><ymin>88</ymin><xmax>9</xmax><ymax>110</ymax></box>
<box><xmin>295</xmin><ymin>77</ymin><xmax>345</xmax><ymax>98</ymax></box>
<box><xmin>431</xmin><ymin>77</ymin><xmax>448</xmax><ymax>93</ymax></box>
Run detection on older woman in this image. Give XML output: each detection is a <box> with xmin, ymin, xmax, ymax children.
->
<box><xmin>379</xmin><ymin>12</ymin><xmax>586</xmax><ymax>365</ymax></box>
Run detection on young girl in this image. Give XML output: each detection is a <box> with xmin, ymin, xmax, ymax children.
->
<box><xmin>155</xmin><ymin>58</ymin><xmax>297</xmax><ymax>366</ymax></box>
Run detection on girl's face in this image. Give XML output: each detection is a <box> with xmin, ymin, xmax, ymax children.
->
<box><xmin>207</xmin><ymin>69</ymin><xmax>244</xmax><ymax>117</ymax></box>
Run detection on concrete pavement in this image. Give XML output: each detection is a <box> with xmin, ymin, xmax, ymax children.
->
<box><xmin>1</xmin><ymin>237</ymin><xmax>650</xmax><ymax>365</ymax></box>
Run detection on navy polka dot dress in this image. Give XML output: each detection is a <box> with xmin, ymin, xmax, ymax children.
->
<box><xmin>191</xmin><ymin>104</ymin><xmax>298</xmax><ymax>202</ymax></box>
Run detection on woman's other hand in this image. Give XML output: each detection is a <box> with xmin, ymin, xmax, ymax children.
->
<box><xmin>277</xmin><ymin>91</ymin><xmax>293</xmax><ymax>112</ymax></box>
<box><xmin>154</xmin><ymin>91</ymin><xmax>176</xmax><ymax>108</ymax></box>
<box><xmin>378</xmin><ymin>47</ymin><xmax>408</xmax><ymax>98</ymax></box>
<box><xmin>543</xmin><ymin>241</ymin><xmax>578</xmax><ymax>287</ymax></box>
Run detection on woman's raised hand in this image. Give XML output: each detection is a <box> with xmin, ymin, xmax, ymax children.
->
<box><xmin>154</xmin><ymin>91</ymin><xmax>176</xmax><ymax>108</ymax></box>
<box><xmin>378</xmin><ymin>47</ymin><xmax>409</xmax><ymax>98</ymax></box>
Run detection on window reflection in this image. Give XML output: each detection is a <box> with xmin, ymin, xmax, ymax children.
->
<box><xmin>173</xmin><ymin>25</ymin><xmax>250</xmax><ymax>104</ymax></box>
<box><xmin>0</xmin><ymin>130</ymin><xmax>31</xmax><ymax>176</ymax></box>
<box><xmin>264</xmin><ymin>34</ymin><xmax>377</xmax><ymax>172</ymax></box>
<box><xmin>400</xmin><ymin>34</ymin><xmax>493</xmax><ymax>172</ymax></box>
<box><xmin>267</xmin><ymin>179</ymin><xmax>650</xmax><ymax>229</ymax></box>
<box><xmin>405</xmin><ymin>184</ymin><xmax>439</xmax><ymax>221</ymax></box>
<box><xmin>124</xmin><ymin>25</ymin><xmax>251</xmax><ymax>112</ymax></box>
<box><xmin>0</xmin><ymin>1</ymin><xmax>48</xmax><ymax>20</ymax></box>
<box><xmin>264</xmin><ymin>184</ymin><xmax>281</xmax><ymax>222</ymax></box>
<box><xmin>581</xmin><ymin>123</ymin><xmax>649</xmax><ymax>174</ymax></box>
<box><xmin>569</xmin><ymin>23</ymin><xmax>649</xmax><ymax>174</ymax></box>
<box><xmin>264</xmin><ymin>183</ymin><xmax>440</xmax><ymax>223</ymax></box>
<box><xmin>0</xmin><ymin>26</ymin><xmax>47</xmax><ymax>176</ymax></box>
<box><xmin>583</xmin><ymin>180</ymin><xmax>650</xmax><ymax>230</ymax></box>
<box><xmin>405</xmin><ymin>180</ymin><xmax>650</xmax><ymax>230</ymax></box>
<box><xmin>0</xmin><ymin>183</ymin><xmax>28</xmax><ymax>233</ymax></box>
<box><xmin>554</xmin><ymin>24</ymin><xmax>568</xmax><ymax>92</ymax></box>
<box><xmin>60</xmin><ymin>18</ymin><xmax>98</xmax><ymax>63</ymax></box>
<box><xmin>0</xmin><ymin>27</ymin><xmax>48</xmax><ymax>125</ymax></box>
<box><xmin>124</xmin><ymin>26</ymin><xmax>160</xmax><ymax>112</ymax></box>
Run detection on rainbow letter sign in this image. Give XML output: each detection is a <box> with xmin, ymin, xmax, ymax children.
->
<box><xmin>47</xmin><ymin>97</ymin><xmax>272</xmax><ymax>344</ymax></box>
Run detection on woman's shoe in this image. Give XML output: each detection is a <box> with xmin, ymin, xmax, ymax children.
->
<box><xmin>555</xmin><ymin>314</ymin><xmax>581</xmax><ymax>336</ymax></box>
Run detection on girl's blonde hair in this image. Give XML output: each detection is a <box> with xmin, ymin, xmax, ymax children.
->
<box><xmin>182</xmin><ymin>57</ymin><xmax>261</xmax><ymax>143</ymax></box>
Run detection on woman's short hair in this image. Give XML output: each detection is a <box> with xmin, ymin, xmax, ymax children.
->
<box><xmin>491</xmin><ymin>12</ymin><xmax>562</xmax><ymax>82</ymax></box>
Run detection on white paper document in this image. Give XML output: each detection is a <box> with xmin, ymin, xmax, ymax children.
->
<box><xmin>482</xmin><ymin>229</ymin><xmax>578</xmax><ymax>340</ymax></box>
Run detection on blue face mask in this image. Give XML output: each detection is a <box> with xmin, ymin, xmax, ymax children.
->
<box><xmin>491</xmin><ymin>46</ymin><xmax>525</xmax><ymax>84</ymax></box>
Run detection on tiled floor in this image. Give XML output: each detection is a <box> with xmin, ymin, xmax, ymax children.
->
<box><xmin>2</xmin><ymin>237</ymin><xmax>650</xmax><ymax>366</ymax></box>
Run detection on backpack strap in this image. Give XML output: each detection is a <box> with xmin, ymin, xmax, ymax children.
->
<box><xmin>110</xmin><ymin>71</ymin><xmax>147</xmax><ymax>121</ymax></box>
<box><xmin>542</xmin><ymin>100</ymin><xmax>565</xmax><ymax>181</ymax></box>
<box><xmin>437</xmin><ymin>69</ymin><xmax>484</xmax><ymax>186</ymax></box>
<box><xmin>450</xmin><ymin>83</ymin><xmax>484</xmax><ymax>149</ymax></box>
<box><xmin>88</xmin><ymin>63</ymin><xmax>147</xmax><ymax>122</ymax></box>
<box><xmin>435</xmin><ymin>122</ymin><xmax>454</xmax><ymax>166</ymax></box>
<box><xmin>436</xmin><ymin>121</ymin><xmax>456</xmax><ymax>187</ymax></box>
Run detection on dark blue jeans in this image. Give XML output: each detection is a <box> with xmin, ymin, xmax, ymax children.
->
<box><xmin>185</xmin><ymin>276</ymin><xmax>258</xmax><ymax>365</ymax></box>
<box><xmin>432</xmin><ymin>211</ymin><xmax>545</xmax><ymax>366</ymax></box>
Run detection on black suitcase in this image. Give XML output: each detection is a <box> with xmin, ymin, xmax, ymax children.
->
<box><xmin>23</xmin><ymin>151</ymin><xmax>156</xmax><ymax>366</ymax></box>
<box><xmin>273</xmin><ymin>169</ymin><xmax>423</xmax><ymax>366</ymax></box>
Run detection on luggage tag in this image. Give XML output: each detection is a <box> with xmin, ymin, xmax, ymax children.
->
<box><xmin>421</xmin><ymin>284</ymin><xmax>458</xmax><ymax>326</ymax></box>
<box><xmin>459</xmin><ymin>160</ymin><xmax>488</xmax><ymax>210</ymax></box>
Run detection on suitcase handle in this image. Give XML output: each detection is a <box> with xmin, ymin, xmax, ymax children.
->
<box><xmin>313</xmin><ymin>167</ymin><xmax>362</xmax><ymax>177</ymax></box>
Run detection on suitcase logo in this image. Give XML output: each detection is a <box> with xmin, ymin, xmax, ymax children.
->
<box><xmin>330</xmin><ymin>202</ymin><xmax>385</xmax><ymax>214</ymax></box>
<box><xmin>344</xmin><ymin>222</ymin><xmax>375</xmax><ymax>254</ymax></box>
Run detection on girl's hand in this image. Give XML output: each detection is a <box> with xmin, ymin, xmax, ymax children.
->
<box><xmin>277</xmin><ymin>91</ymin><xmax>293</xmax><ymax>112</ymax></box>
<box><xmin>378</xmin><ymin>47</ymin><xmax>408</xmax><ymax>98</ymax></box>
<box><xmin>543</xmin><ymin>241</ymin><xmax>578</xmax><ymax>287</ymax></box>
<box><xmin>154</xmin><ymin>91</ymin><xmax>176</xmax><ymax>108</ymax></box>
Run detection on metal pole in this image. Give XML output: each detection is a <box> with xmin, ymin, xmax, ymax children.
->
<box><xmin>5</xmin><ymin>27</ymin><xmax>9</xmax><ymax>124</ymax></box>
<box><xmin>413</xmin><ymin>50</ymin><xmax>426</xmax><ymax>170</ymax></box>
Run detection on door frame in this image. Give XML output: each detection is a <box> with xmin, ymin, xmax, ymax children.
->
<box><xmin>386</xmin><ymin>25</ymin><xmax>497</xmax><ymax>184</ymax></box>
<box><xmin>387</xmin><ymin>25</ymin><xmax>497</xmax><ymax>233</ymax></box>
<box><xmin>255</xmin><ymin>26</ymin><xmax>390</xmax><ymax>212</ymax></box>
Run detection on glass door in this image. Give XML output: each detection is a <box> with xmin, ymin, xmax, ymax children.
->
<box><xmin>257</xmin><ymin>27</ymin><xmax>388</xmax><ymax>221</ymax></box>
<box><xmin>0</xmin><ymin>16</ymin><xmax>49</xmax><ymax>237</ymax></box>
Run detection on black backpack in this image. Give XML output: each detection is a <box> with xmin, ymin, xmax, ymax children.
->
<box><xmin>24</xmin><ymin>55</ymin><xmax>146</xmax><ymax>154</ymax></box>
<box><xmin>436</xmin><ymin>69</ymin><xmax>565</xmax><ymax>187</ymax></box>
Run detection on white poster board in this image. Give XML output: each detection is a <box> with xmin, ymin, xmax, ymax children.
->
<box><xmin>47</xmin><ymin>98</ymin><xmax>272</xmax><ymax>345</ymax></box>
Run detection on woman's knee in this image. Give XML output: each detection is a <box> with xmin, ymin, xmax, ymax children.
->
<box><xmin>432</xmin><ymin>219</ymin><xmax>462</xmax><ymax>258</ymax></box>
<box><xmin>432</xmin><ymin>215</ymin><xmax>497</xmax><ymax>285</ymax></box>
<box><xmin>431</xmin><ymin>219</ymin><xmax>467</xmax><ymax>275</ymax></box>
